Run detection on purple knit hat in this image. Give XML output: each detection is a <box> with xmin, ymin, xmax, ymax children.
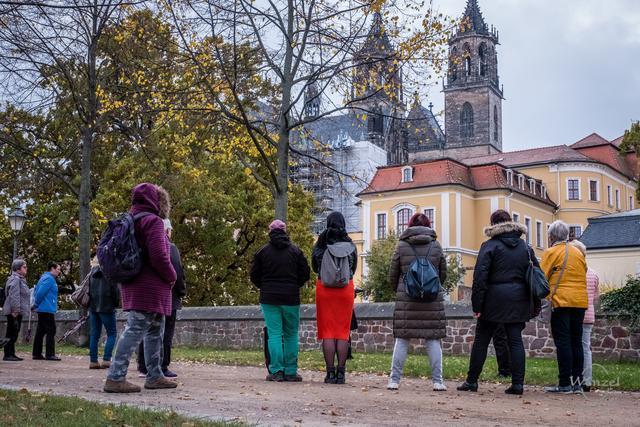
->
<box><xmin>269</xmin><ymin>219</ymin><xmax>286</xmax><ymax>232</ymax></box>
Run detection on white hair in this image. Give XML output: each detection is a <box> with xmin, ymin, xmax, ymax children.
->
<box><xmin>548</xmin><ymin>220</ymin><xmax>569</xmax><ymax>242</ymax></box>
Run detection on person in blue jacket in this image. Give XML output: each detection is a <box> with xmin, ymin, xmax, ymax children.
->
<box><xmin>32</xmin><ymin>262</ymin><xmax>62</xmax><ymax>361</ymax></box>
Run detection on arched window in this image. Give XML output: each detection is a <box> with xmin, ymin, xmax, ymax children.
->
<box><xmin>450</xmin><ymin>47</ymin><xmax>458</xmax><ymax>82</ymax></box>
<box><xmin>493</xmin><ymin>105</ymin><xmax>498</xmax><ymax>141</ymax></box>
<box><xmin>396</xmin><ymin>208</ymin><xmax>411</xmax><ymax>234</ymax></box>
<box><xmin>478</xmin><ymin>43</ymin><xmax>487</xmax><ymax>77</ymax></box>
<box><xmin>401</xmin><ymin>166</ymin><xmax>413</xmax><ymax>183</ymax></box>
<box><xmin>463</xmin><ymin>44</ymin><xmax>472</xmax><ymax>76</ymax></box>
<box><xmin>460</xmin><ymin>102</ymin><xmax>474</xmax><ymax>138</ymax></box>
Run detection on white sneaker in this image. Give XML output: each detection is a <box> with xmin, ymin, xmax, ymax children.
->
<box><xmin>387</xmin><ymin>380</ymin><xmax>399</xmax><ymax>390</ymax></box>
<box><xmin>433</xmin><ymin>382</ymin><xmax>447</xmax><ymax>391</ymax></box>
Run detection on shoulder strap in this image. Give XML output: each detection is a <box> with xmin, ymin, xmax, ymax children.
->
<box><xmin>549</xmin><ymin>242</ymin><xmax>569</xmax><ymax>307</ymax></box>
<box><xmin>409</xmin><ymin>242</ymin><xmax>434</xmax><ymax>264</ymax></box>
<box><xmin>132</xmin><ymin>212</ymin><xmax>153</xmax><ymax>221</ymax></box>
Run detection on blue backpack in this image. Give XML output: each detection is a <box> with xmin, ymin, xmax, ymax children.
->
<box><xmin>403</xmin><ymin>243</ymin><xmax>441</xmax><ymax>301</ymax></box>
<box><xmin>97</xmin><ymin>212</ymin><xmax>151</xmax><ymax>283</ymax></box>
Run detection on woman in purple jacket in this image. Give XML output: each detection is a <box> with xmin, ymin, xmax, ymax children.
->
<box><xmin>104</xmin><ymin>183</ymin><xmax>177</xmax><ymax>393</ymax></box>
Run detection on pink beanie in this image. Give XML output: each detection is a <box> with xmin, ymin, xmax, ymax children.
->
<box><xmin>269</xmin><ymin>219</ymin><xmax>286</xmax><ymax>232</ymax></box>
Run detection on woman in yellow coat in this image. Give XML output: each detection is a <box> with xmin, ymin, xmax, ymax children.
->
<box><xmin>540</xmin><ymin>220</ymin><xmax>587</xmax><ymax>393</ymax></box>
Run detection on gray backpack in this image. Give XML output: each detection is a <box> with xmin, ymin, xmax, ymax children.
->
<box><xmin>320</xmin><ymin>242</ymin><xmax>355</xmax><ymax>288</ymax></box>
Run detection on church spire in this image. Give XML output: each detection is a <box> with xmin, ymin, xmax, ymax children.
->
<box><xmin>461</xmin><ymin>0</ymin><xmax>488</xmax><ymax>34</ymax></box>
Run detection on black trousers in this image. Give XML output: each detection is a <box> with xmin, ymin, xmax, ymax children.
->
<box><xmin>4</xmin><ymin>314</ymin><xmax>23</xmax><ymax>357</ymax></box>
<box><xmin>467</xmin><ymin>319</ymin><xmax>526</xmax><ymax>385</ymax></box>
<box><xmin>137</xmin><ymin>310</ymin><xmax>177</xmax><ymax>372</ymax></box>
<box><xmin>492</xmin><ymin>324</ymin><xmax>511</xmax><ymax>376</ymax></box>
<box><xmin>551</xmin><ymin>307</ymin><xmax>586</xmax><ymax>387</ymax></box>
<box><xmin>33</xmin><ymin>312</ymin><xmax>57</xmax><ymax>357</ymax></box>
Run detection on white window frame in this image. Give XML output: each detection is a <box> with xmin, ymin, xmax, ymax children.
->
<box><xmin>566</xmin><ymin>177</ymin><xmax>581</xmax><ymax>201</ymax></box>
<box><xmin>524</xmin><ymin>216</ymin><xmax>532</xmax><ymax>244</ymax></box>
<box><xmin>512</xmin><ymin>211</ymin><xmax>520</xmax><ymax>223</ymax></box>
<box><xmin>401</xmin><ymin>166</ymin><xmax>413</xmax><ymax>183</ymax></box>
<box><xmin>374</xmin><ymin>212</ymin><xmax>387</xmax><ymax>240</ymax></box>
<box><xmin>517</xmin><ymin>174</ymin><xmax>525</xmax><ymax>190</ymax></box>
<box><xmin>615</xmin><ymin>188</ymin><xmax>620</xmax><ymax>209</ymax></box>
<box><xmin>528</xmin><ymin>178</ymin><xmax>536</xmax><ymax>194</ymax></box>
<box><xmin>505</xmin><ymin>169</ymin><xmax>513</xmax><ymax>186</ymax></box>
<box><xmin>588</xmin><ymin>179</ymin><xmax>600</xmax><ymax>202</ymax></box>
<box><xmin>607</xmin><ymin>185</ymin><xmax>612</xmax><ymax>206</ymax></box>
<box><xmin>392</xmin><ymin>203</ymin><xmax>416</xmax><ymax>235</ymax></box>
<box><xmin>535</xmin><ymin>220</ymin><xmax>543</xmax><ymax>249</ymax></box>
<box><xmin>630</xmin><ymin>195</ymin><xmax>635</xmax><ymax>211</ymax></box>
<box><xmin>569</xmin><ymin>224</ymin><xmax>583</xmax><ymax>239</ymax></box>
<box><xmin>541</xmin><ymin>184</ymin><xmax>547</xmax><ymax>198</ymax></box>
<box><xmin>422</xmin><ymin>207</ymin><xmax>437</xmax><ymax>231</ymax></box>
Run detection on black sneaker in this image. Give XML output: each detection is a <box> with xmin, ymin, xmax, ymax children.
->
<box><xmin>505</xmin><ymin>384</ymin><xmax>524</xmax><ymax>395</ymax></box>
<box><xmin>266</xmin><ymin>371</ymin><xmax>284</xmax><ymax>382</ymax></box>
<box><xmin>3</xmin><ymin>355</ymin><xmax>22</xmax><ymax>361</ymax></box>
<box><xmin>32</xmin><ymin>354</ymin><xmax>45</xmax><ymax>360</ymax></box>
<box><xmin>457</xmin><ymin>381</ymin><xmax>478</xmax><ymax>392</ymax></box>
<box><xmin>544</xmin><ymin>385</ymin><xmax>573</xmax><ymax>393</ymax></box>
<box><xmin>284</xmin><ymin>373</ymin><xmax>303</xmax><ymax>382</ymax></box>
<box><xmin>45</xmin><ymin>356</ymin><xmax>61</xmax><ymax>361</ymax></box>
<box><xmin>582</xmin><ymin>385</ymin><xmax>591</xmax><ymax>392</ymax></box>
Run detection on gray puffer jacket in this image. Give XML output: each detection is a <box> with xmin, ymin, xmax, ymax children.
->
<box><xmin>389</xmin><ymin>226</ymin><xmax>447</xmax><ymax>340</ymax></box>
<box><xmin>3</xmin><ymin>272</ymin><xmax>31</xmax><ymax>316</ymax></box>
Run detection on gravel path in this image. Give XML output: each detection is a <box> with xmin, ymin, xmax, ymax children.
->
<box><xmin>1</xmin><ymin>355</ymin><xmax>638</xmax><ymax>426</ymax></box>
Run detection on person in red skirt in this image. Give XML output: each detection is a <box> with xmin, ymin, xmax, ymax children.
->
<box><xmin>312</xmin><ymin>212</ymin><xmax>357</xmax><ymax>384</ymax></box>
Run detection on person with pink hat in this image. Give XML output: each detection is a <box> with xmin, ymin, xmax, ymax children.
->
<box><xmin>251</xmin><ymin>219</ymin><xmax>311</xmax><ymax>382</ymax></box>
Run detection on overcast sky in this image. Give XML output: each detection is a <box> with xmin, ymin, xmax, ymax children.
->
<box><xmin>426</xmin><ymin>0</ymin><xmax>640</xmax><ymax>151</ymax></box>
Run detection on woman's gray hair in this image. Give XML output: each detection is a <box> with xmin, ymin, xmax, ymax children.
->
<box><xmin>548</xmin><ymin>220</ymin><xmax>569</xmax><ymax>242</ymax></box>
<box><xmin>11</xmin><ymin>259</ymin><xmax>26</xmax><ymax>272</ymax></box>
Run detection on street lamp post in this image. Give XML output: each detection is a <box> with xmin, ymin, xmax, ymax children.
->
<box><xmin>8</xmin><ymin>207</ymin><xmax>27</xmax><ymax>260</ymax></box>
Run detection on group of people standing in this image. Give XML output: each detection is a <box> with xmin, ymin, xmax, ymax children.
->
<box><xmin>252</xmin><ymin>208</ymin><xmax>599</xmax><ymax>396</ymax></box>
<box><xmin>3</xmin><ymin>182</ymin><xmax>599</xmax><ymax>396</ymax></box>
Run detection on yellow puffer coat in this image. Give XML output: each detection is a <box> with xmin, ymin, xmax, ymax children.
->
<box><xmin>540</xmin><ymin>242</ymin><xmax>588</xmax><ymax>309</ymax></box>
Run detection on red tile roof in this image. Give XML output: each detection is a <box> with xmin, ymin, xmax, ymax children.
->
<box><xmin>575</xmin><ymin>144</ymin><xmax>637</xmax><ymax>179</ymax></box>
<box><xmin>570</xmin><ymin>133</ymin><xmax>610</xmax><ymax>149</ymax></box>
<box><xmin>463</xmin><ymin>145</ymin><xmax>593</xmax><ymax>167</ymax></box>
<box><xmin>359</xmin><ymin>158</ymin><xmax>556</xmax><ymax>207</ymax></box>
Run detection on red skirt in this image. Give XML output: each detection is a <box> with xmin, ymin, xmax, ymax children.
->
<box><xmin>315</xmin><ymin>279</ymin><xmax>354</xmax><ymax>340</ymax></box>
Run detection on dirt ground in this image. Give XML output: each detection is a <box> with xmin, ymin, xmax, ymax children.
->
<box><xmin>1</xmin><ymin>355</ymin><xmax>638</xmax><ymax>426</ymax></box>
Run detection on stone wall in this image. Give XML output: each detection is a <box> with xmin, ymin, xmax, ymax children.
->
<box><xmin>3</xmin><ymin>303</ymin><xmax>638</xmax><ymax>362</ymax></box>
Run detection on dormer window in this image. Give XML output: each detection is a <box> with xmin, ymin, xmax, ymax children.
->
<box><xmin>541</xmin><ymin>184</ymin><xmax>547</xmax><ymax>198</ymax></box>
<box><xmin>505</xmin><ymin>169</ymin><xmax>513</xmax><ymax>186</ymax></box>
<box><xmin>402</xmin><ymin>167</ymin><xmax>413</xmax><ymax>183</ymax></box>
<box><xmin>517</xmin><ymin>174</ymin><xmax>524</xmax><ymax>190</ymax></box>
<box><xmin>529</xmin><ymin>179</ymin><xmax>536</xmax><ymax>194</ymax></box>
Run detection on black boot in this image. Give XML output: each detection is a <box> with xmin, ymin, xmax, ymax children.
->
<box><xmin>505</xmin><ymin>384</ymin><xmax>524</xmax><ymax>395</ymax></box>
<box><xmin>324</xmin><ymin>367</ymin><xmax>336</xmax><ymax>384</ymax></box>
<box><xmin>336</xmin><ymin>367</ymin><xmax>346</xmax><ymax>384</ymax></box>
<box><xmin>456</xmin><ymin>381</ymin><xmax>478</xmax><ymax>392</ymax></box>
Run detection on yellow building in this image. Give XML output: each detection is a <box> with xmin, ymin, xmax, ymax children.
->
<box><xmin>357</xmin><ymin>133</ymin><xmax>638</xmax><ymax>299</ymax></box>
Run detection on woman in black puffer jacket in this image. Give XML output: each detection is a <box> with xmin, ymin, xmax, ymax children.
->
<box><xmin>457</xmin><ymin>210</ymin><xmax>540</xmax><ymax>395</ymax></box>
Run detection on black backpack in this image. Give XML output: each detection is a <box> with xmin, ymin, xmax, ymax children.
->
<box><xmin>97</xmin><ymin>212</ymin><xmax>152</xmax><ymax>282</ymax></box>
<box><xmin>0</xmin><ymin>286</ymin><xmax>5</xmax><ymax>307</ymax></box>
<box><xmin>403</xmin><ymin>243</ymin><xmax>441</xmax><ymax>302</ymax></box>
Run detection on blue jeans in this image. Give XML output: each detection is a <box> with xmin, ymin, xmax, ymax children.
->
<box><xmin>107</xmin><ymin>310</ymin><xmax>165</xmax><ymax>381</ymax></box>
<box><xmin>89</xmin><ymin>311</ymin><xmax>117</xmax><ymax>363</ymax></box>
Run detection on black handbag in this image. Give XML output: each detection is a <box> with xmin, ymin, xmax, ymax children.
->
<box><xmin>526</xmin><ymin>245</ymin><xmax>550</xmax><ymax>299</ymax></box>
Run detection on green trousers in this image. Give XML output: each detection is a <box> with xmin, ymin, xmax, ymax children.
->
<box><xmin>260</xmin><ymin>304</ymin><xmax>300</xmax><ymax>375</ymax></box>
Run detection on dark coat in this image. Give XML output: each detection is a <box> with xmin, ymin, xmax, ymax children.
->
<box><xmin>120</xmin><ymin>183</ymin><xmax>177</xmax><ymax>316</ymax></box>
<box><xmin>389</xmin><ymin>226</ymin><xmax>447</xmax><ymax>340</ymax></box>
<box><xmin>311</xmin><ymin>212</ymin><xmax>357</xmax><ymax>276</ymax></box>
<box><xmin>88</xmin><ymin>266</ymin><xmax>120</xmax><ymax>314</ymax></box>
<box><xmin>472</xmin><ymin>221</ymin><xmax>539</xmax><ymax>323</ymax></box>
<box><xmin>250</xmin><ymin>229</ymin><xmax>311</xmax><ymax>306</ymax></box>
<box><xmin>169</xmin><ymin>242</ymin><xmax>186</xmax><ymax>311</ymax></box>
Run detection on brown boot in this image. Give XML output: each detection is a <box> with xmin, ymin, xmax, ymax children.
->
<box><xmin>100</xmin><ymin>360</ymin><xmax>111</xmax><ymax>369</ymax></box>
<box><xmin>89</xmin><ymin>362</ymin><xmax>101</xmax><ymax>369</ymax></box>
<box><xmin>144</xmin><ymin>376</ymin><xmax>178</xmax><ymax>390</ymax></box>
<box><xmin>104</xmin><ymin>379</ymin><xmax>141</xmax><ymax>393</ymax></box>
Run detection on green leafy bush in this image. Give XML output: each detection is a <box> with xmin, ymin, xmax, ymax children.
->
<box><xmin>601</xmin><ymin>276</ymin><xmax>640</xmax><ymax>330</ymax></box>
<box><xmin>362</xmin><ymin>233</ymin><xmax>398</xmax><ymax>302</ymax></box>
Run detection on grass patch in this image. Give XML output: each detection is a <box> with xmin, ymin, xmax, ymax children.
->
<box><xmin>0</xmin><ymin>388</ymin><xmax>240</xmax><ymax>427</ymax></box>
<box><xmin>16</xmin><ymin>343</ymin><xmax>640</xmax><ymax>391</ymax></box>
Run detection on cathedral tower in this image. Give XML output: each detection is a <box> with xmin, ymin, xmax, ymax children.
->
<box><xmin>443</xmin><ymin>0</ymin><xmax>503</xmax><ymax>156</ymax></box>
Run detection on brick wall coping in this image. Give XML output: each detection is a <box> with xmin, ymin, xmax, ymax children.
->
<box><xmin>0</xmin><ymin>303</ymin><xmax>624</xmax><ymax>323</ymax></box>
